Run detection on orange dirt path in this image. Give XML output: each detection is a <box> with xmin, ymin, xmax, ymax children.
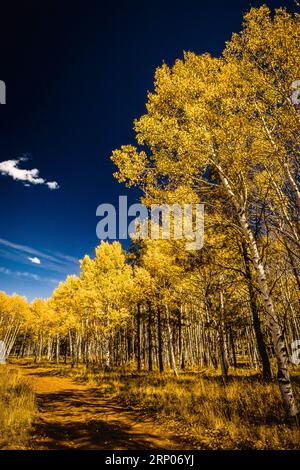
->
<box><xmin>14</xmin><ymin>364</ymin><xmax>190</xmax><ymax>450</ymax></box>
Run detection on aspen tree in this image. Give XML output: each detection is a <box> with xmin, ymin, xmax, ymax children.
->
<box><xmin>111</xmin><ymin>7</ymin><xmax>299</xmax><ymax>418</ymax></box>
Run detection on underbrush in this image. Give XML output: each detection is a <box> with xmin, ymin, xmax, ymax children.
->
<box><xmin>70</xmin><ymin>365</ymin><xmax>300</xmax><ymax>450</ymax></box>
<box><xmin>0</xmin><ymin>366</ymin><xmax>36</xmax><ymax>449</ymax></box>
<box><xmin>10</xmin><ymin>359</ymin><xmax>300</xmax><ymax>449</ymax></box>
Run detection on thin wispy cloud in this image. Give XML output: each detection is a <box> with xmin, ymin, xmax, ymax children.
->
<box><xmin>0</xmin><ymin>157</ymin><xmax>59</xmax><ymax>190</ymax></box>
<box><xmin>0</xmin><ymin>238</ymin><xmax>79</xmax><ymax>274</ymax></box>
<box><xmin>44</xmin><ymin>249</ymin><xmax>79</xmax><ymax>265</ymax></box>
<box><xmin>0</xmin><ymin>266</ymin><xmax>59</xmax><ymax>284</ymax></box>
<box><xmin>28</xmin><ymin>256</ymin><xmax>41</xmax><ymax>265</ymax></box>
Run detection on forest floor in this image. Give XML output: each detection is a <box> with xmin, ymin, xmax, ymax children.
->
<box><xmin>12</xmin><ymin>363</ymin><xmax>190</xmax><ymax>450</ymax></box>
<box><xmin>5</xmin><ymin>361</ymin><xmax>300</xmax><ymax>450</ymax></box>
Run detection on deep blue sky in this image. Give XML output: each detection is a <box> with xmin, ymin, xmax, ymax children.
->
<box><xmin>0</xmin><ymin>0</ymin><xmax>291</xmax><ymax>300</ymax></box>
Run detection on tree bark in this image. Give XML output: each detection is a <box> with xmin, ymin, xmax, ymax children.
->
<box><xmin>239</xmin><ymin>208</ymin><xmax>298</xmax><ymax>418</ymax></box>
<box><xmin>165</xmin><ymin>305</ymin><xmax>178</xmax><ymax>377</ymax></box>
<box><xmin>241</xmin><ymin>240</ymin><xmax>272</xmax><ymax>379</ymax></box>
<box><xmin>157</xmin><ymin>306</ymin><xmax>164</xmax><ymax>373</ymax></box>
<box><xmin>219</xmin><ymin>291</ymin><xmax>229</xmax><ymax>384</ymax></box>
<box><xmin>56</xmin><ymin>333</ymin><xmax>60</xmax><ymax>364</ymax></box>
<box><xmin>137</xmin><ymin>303</ymin><xmax>141</xmax><ymax>371</ymax></box>
<box><xmin>148</xmin><ymin>302</ymin><xmax>153</xmax><ymax>372</ymax></box>
<box><xmin>216</xmin><ymin>164</ymin><xmax>298</xmax><ymax>418</ymax></box>
<box><xmin>228</xmin><ymin>326</ymin><xmax>237</xmax><ymax>368</ymax></box>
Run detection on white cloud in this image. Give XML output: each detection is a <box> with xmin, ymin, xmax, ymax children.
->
<box><xmin>28</xmin><ymin>256</ymin><xmax>41</xmax><ymax>265</ymax></box>
<box><xmin>0</xmin><ymin>157</ymin><xmax>59</xmax><ymax>189</ymax></box>
<box><xmin>46</xmin><ymin>181</ymin><xmax>59</xmax><ymax>190</ymax></box>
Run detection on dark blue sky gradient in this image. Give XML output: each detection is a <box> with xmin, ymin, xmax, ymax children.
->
<box><xmin>0</xmin><ymin>0</ymin><xmax>291</xmax><ymax>299</ymax></box>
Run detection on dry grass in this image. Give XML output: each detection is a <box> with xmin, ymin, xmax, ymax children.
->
<box><xmin>8</xmin><ymin>359</ymin><xmax>300</xmax><ymax>449</ymax></box>
<box><xmin>0</xmin><ymin>366</ymin><xmax>36</xmax><ymax>449</ymax></box>
<box><xmin>69</xmin><ymin>365</ymin><xmax>300</xmax><ymax>450</ymax></box>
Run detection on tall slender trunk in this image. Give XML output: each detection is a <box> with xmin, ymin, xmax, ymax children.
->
<box><xmin>165</xmin><ymin>305</ymin><xmax>178</xmax><ymax>377</ymax></box>
<box><xmin>178</xmin><ymin>305</ymin><xmax>185</xmax><ymax>369</ymax></box>
<box><xmin>241</xmin><ymin>240</ymin><xmax>272</xmax><ymax>379</ymax></box>
<box><xmin>47</xmin><ymin>337</ymin><xmax>52</xmax><ymax>361</ymax></box>
<box><xmin>137</xmin><ymin>303</ymin><xmax>141</xmax><ymax>371</ymax></box>
<box><xmin>239</xmin><ymin>208</ymin><xmax>298</xmax><ymax>418</ymax></box>
<box><xmin>219</xmin><ymin>291</ymin><xmax>229</xmax><ymax>384</ymax></box>
<box><xmin>69</xmin><ymin>330</ymin><xmax>74</xmax><ymax>367</ymax></box>
<box><xmin>217</xmin><ymin>165</ymin><xmax>298</xmax><ymax>418</ymax></box>
<box><xmin>104</xmin><ymin>337</ymin><xmax>110</xmax><ymax>370</ymax></box>
<box><xmin>148</xmin><ymin>303</ymin><xmax>153</xmax><ymax>372</ymax></box>
<box><xmin>56</xmin><ymin>333</ymin><xmax>60</xmax><ymax>364</ymax></box>
<box><xmin>20</xmin><ymin>329</ymin><xmax>28</xmax><ymax>358</ymax></box>
<box><xmin>157</xmin><ymin>306</ymin><xmax>164</xmax><ymax>373</ymax></box>
<box><xmin>228</xmin><ymin>326</ymin><xmax>237</xmax><ymax>368</ymax></box>
<box><xmin>38</xmin><ymin>334</ymin><xmax>43</xmax><ymax>362</ymax></box>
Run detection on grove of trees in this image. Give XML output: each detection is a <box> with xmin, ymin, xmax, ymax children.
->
<box><xmin>0</xmin><ymin>6</ymin><xmax>299</xmax><ymax>421</ymax></box>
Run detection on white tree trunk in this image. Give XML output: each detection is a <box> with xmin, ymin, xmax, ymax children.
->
<box><xmin>165</xmin><ymin>305</ymin><xmax>178</xmax><ymax>377</ymax></box>
<box><xmin>238</xmin><ymin>208</ymin><xmax>298</xmax><ymax>417</ymax></box>
<box><xmin>216</xmin><ymin>163</ymin><xmax>299</xmax><ymax>418</ymax></box>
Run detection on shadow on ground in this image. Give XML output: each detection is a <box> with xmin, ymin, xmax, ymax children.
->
<box><xmin>28</xmin><ymin>373</ymin><xmax>183</xmax><ymax>450</ymax></box>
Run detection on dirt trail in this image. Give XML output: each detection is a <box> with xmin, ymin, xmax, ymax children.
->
<box><xmin>15</xmin><ymin>365</ymin><xmax>188</xmax><ymax>450</ymax></box>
